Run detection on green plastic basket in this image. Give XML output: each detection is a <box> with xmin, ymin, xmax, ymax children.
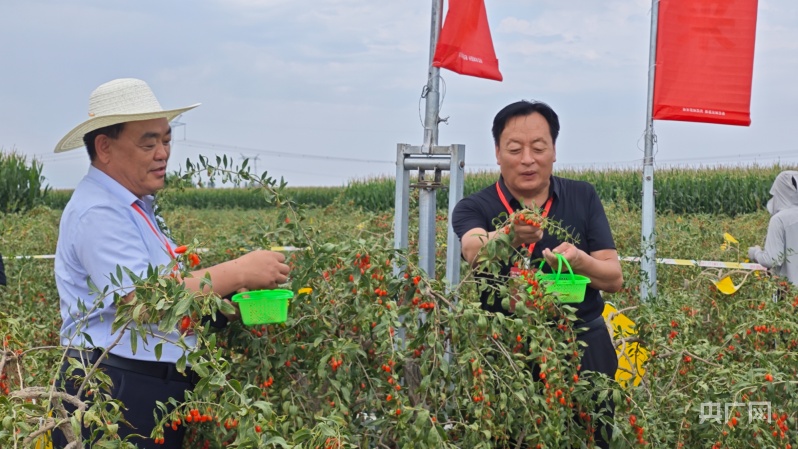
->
<box><xmin>533</xmin><ymin>254</ymin><xmax>590</xmax><ymax>303</ymax></box>
<box><xmin>232</xmin><ymin>289</ymin><xmax>293</xmax><ymax>325</ymax></box>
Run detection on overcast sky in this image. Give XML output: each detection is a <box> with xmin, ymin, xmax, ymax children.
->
<box><xmin>1</xmin><ymin>0</ymin><xmax>796</xmax><ymax>188</ymax></box>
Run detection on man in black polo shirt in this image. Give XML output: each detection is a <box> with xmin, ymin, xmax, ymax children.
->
<box><xmin>452</xmin><ymin>100</ymin><xmax>622</xmax><ymax>448</ymax></box>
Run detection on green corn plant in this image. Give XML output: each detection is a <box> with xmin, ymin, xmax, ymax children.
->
<box><xmin>0</xmin><ymin>150</ymin><xmax>50</xmax><ymax>213</ymax></box>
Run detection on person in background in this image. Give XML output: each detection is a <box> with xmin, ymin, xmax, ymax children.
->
<box><xmin>451</xmin><ymin>100</ymin><xmax>622</xmax><ymax>448</ymax></box>
<box><xmin>0</xmin><ymin>252</ymin><xmax>6</xmax><ymax>286</ymax></box>
<box><xmin>748</xmin><ymin>170</ymin><xmax>798</xmax><ymax>287</ymax></box>
<box><xmin>52</xmin><ymin>78</ymin><xmax>290</xmax><ymax>449</ymax></box>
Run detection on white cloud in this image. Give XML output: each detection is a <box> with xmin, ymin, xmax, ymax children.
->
<box><xmin>2</xmin><ymin>0</ymin><xmax>797</xmax><ymax>188</ymax></box>
<box><xmin>495</xmin><ymin>0</ymin><xmax>650</xmax><ymax>64</ymax></box>
<box><xmin>212</xmin><ymin>0</ymin><xmax>294</xmax><ymax>12</ymax></box>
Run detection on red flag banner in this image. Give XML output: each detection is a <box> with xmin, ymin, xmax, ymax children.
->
<box><xmin>432</xmin><ymin>0</ymin><xmax>503</xmax><ymax>81</ymax></box>
<box><xmin>653</xmin><ymin>0</ymin><xmax>758</xmax><ymax>126</ymax></box>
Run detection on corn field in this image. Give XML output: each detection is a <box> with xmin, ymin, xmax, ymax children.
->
<box><xmin>40</xmin><ymin>165</ymin><xmax>795</xmax><ymax>216</ymax></box>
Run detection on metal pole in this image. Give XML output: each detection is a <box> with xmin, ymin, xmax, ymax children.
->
<box><xmin>422</xmin><ymin>0</ymin><xmax>444</xmax><ymax>153</ymax></box>
<box><xmin>446</xmin><ymin>145</ymin><xmax>466</xmax><ymax>287</ymax></box>
<box><xmin>641</xmin><ymin>0</ymin><xmax>660</xmax><ymax>301</ymax></box>
<box><xmin>394</xmin><ymin>144</ymin><xmax>411</xmax><ymax>267</ymax></box>
<box><xmin>418</xmin><ymin>0</ymin><xmax>444</xmax><ymax>277</ymax></box>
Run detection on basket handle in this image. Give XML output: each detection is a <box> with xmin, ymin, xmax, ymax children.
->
<box><xmin>537</xmin><ymin>253</ymin><xmax>576</xmax><ymax>284</ymax></box>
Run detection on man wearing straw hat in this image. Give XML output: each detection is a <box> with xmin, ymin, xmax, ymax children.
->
<box><xmin>52</xmin><ymin>78</ymin><xmax>290</xmax><ymax>448</ymax></box>
<box><xmin>452</xmin><ymin>100</ymin><xmax>623</xmax><ymax>448</ymax></box>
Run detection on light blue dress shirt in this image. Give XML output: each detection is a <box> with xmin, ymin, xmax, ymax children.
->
<box><xmin>55</xmin><ymin>166</ymin><xmax>196</xmax><ymax>363</ymax></box>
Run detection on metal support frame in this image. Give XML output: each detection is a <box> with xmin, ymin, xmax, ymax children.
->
<box><xmin>391</xmin><ymin>0</ymin><xmax>464</xmax><ymax>384</ymax></box>
<box><xmin>393</xmin><ymin>144</ymin><xmax>465</xmax><ymax>288</ymax></box>
<box><xmin>394</xmin><ymin>144</ymin><xmax>411</xmax><ymax>264</ymax></box>
<box><xmin>446</xmin><ymin>145</ymin><xmax>466</xmax><ymax>287</ymax></box>
<box><xmin>418</xmin><ymin>177</ymin><xmax>438</xmax><ymax>276</ymax></box>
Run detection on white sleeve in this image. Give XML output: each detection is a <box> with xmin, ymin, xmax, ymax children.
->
<box><xmin>752</xmin><ymin>215</ymin><xmax>786</xmax><ymax>269</ymax></box>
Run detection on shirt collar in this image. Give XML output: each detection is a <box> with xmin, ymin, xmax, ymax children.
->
<box><xmin>86</xmin><ymin>165</ymin><xmax>155</xmax><ymax>208</ymax></box>
<box><xmin>497</xmin><ymin>175</ymin><xmax>560</xmax><ymax>207</ymax></box>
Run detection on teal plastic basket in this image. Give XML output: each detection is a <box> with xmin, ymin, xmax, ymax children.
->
<box><xmin>232</xmin><ymin>289</ymin><xmax>293</xmax><ymax>325</ymax></box>
<box><xmin>533</xmin><ymin>254</ymin><xmax>591</xmax><ymax>303</ymax></box>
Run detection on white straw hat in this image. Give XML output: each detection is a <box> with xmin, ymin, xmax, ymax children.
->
<box><xmin>54</xmin><ymin>78</ymin><xmax>200</xmax><ymax>153</ymax></box>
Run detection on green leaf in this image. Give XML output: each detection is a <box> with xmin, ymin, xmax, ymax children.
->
<box><xmin>291</xmin><ymin>429</ymin><xmax>311</xmax><ymax>442</ymax></box>
<box><xmin>264</xmin><ymin>436</ymin><xmax>289</xmax><ymax>448</ymax></box>
<box><xmin>176</xmin><ymin>354</ymin><xmax>186</xmax><ymax>373</ymax></box>
<box><xmin>192</xmin><ymin>362</ymin><xmax>209</xmax><ymax>378</ymax></box>
<box><xmin>174</xmin><ymin>297</ymin><xmax>192</xmax><ymax>316</ymax></box>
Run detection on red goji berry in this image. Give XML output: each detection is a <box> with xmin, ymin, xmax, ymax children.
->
<box><xmin>179</xmin><ymin>316</ymin><xmax>192</xmax><ymax>333</ymax></box>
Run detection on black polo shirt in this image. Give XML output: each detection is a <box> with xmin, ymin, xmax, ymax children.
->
<box><xmin>451</xmin><ymin>175</ymin><xmax>616</xmax><ymax>322</ymax></box>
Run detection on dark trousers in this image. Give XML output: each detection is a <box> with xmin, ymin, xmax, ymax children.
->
<box><xmin>518</xmin><ymin>316</ymin><xmax>617</xmax><ymax>449</ymax></box>
<box><xmin>52</xmin><ymin>352</ymin><xmax>194</xmax><ymax>449</ymax></box>
<box><xmin>572</xmin><ymin>316</ymin><xmax>618</xmax><ymax>449</ymax></box>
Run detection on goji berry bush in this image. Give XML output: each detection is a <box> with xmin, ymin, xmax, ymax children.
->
<box><xmin>0</xmin><ymin>161</ymin><xmax>796</xmax><ymax>448</ymax></box>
